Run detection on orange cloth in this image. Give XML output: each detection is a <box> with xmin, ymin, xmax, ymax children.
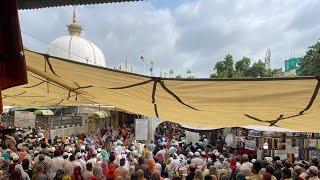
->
<box><xmin>147</xmin><ymin>159</ymin><xmax>155</xmax><ymax>173</ymax></box>
<box><xmin>0</xmin><ymin>0</ymin><xmax>28</xmax><ymax>112</ymax></box>
<box><xmin>104</xmin><ymin>163</ymin><xmax>119</xmax><ymax>180</ymax></box>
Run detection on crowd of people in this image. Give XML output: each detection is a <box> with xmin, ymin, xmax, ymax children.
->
<box><xmin>0</xmin><ymin>125</ymin><xmax>319</xmax><ymax>180</ymax></box>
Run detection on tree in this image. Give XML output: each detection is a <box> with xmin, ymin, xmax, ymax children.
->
<box><xmin>210</xmin><ymin>74</ymin><xmax>218</xmax><ymax>78</ymax></box>
<box><xmin>298</xmin><ymin>40</ymin><xmax>320</xmax><ymax>76</ymax></box>
<box><xmin>175</xmin><ymin>75</ymin><xmax>182</xmax><ymax>79</ymax></box>
<box><xmin>247</xmin><ymin>60</ymin><xmax>275</xmax><ymax>77</ymax></box>
<box><xmin>247</xmin><ymin>60</ymin><xmax>266</xmax><ymax>77</ymax></box>
<box><xmin>211</xmin><ymin>55</ymin><xmax>276</xmax><ymax>78</ymax></box>
<box><xmin>213</xmin><ymin>54</ymin><xmax>234</xmax><ymax>78</ymax></box>
<box><xmin>235</xmin><ymin>57</ymin><xmax>251</xmax><ymax>72</ymax></box>
<box><xmin>214</xmin><ymin>61</ymin><xmax>225</xmax><ymax>76</ymax></box>
<box><xmin>224</xmin><ymin>54</ymin><xmax>234</xmax><ymax>78</ymax></box>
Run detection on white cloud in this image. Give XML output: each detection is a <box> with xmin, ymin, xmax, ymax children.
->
<box><xmin>19</xmin><ymin>0</ymin><xmax>320</xmax><ymax>77</ymax></box>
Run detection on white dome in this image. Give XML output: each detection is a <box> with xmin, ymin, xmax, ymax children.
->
<box><xmin>47</xmin><ymin>35</ymin><xmax>106</xmax><ymax>67</ymax></box>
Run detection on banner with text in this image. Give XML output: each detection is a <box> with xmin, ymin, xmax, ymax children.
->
<box><xmin>244</xmin><ymin>140</ymin><xmax>256</xmax><ymax>150</ymax></box>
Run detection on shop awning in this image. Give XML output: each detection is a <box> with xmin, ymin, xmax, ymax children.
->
<box><xmin>34</xmin><ymin>109</ymin><xmax>54</xmax><ymax>116</ymax></box>
<box><xmin>88</xmin><ymin>111</ymin><xmax>108</xmax><ymax>119</ymax></box>
<box><xmin>3</xmin><ymin>50</ymin><xmax>320</xmax><ymax>132</ymax></box>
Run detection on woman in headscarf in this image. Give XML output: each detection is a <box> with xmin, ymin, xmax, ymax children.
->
<box><xmin>230</xmin><ymin>157</ymin><xmax>238</xmax><ymax>179</ymax></box>
<box><xmin>71</xmin><ymin>166</ymin><xmax>83</xmax><ymax>180</ymax></box>
<box><xmin>101</xmin><ymin>161</ymin><xmax>108</xmax><ymax>175</ymax></box>
<box><xmin>142</xmin><ymin>145</ymin><xmax>150</xmax><ymax>159</ymax></box>
<box><xmin>100</xmin><ymin>150</ymin><xmax>109</xmax><ymax>162</ymax></box>
<box><xmin>104</xmin><ymin>163</ymin><xmax>119</xmax><ymax>180</ymax></box>
<box><xmin>230</xmin><ymin>158</ymin><xmax>237</xmax><ymax>173</ymax></box>
<box><xmin>147</xmin><ymin>159</ymin><xmax>156</xmax><ymax>174</ymax></box>
<box><xmin>2</xmin><ymin>150</ymin><xmax>11</xmax><ymax>161</ymax></box>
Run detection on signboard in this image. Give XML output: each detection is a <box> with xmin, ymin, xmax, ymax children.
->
<box><xmin>309</xmin><ymin>150</ymin><xmax>320</xmax><ymax>159</ymax></box>
<box><xmin>309</xmin><ymin>139</ymin><xmax>317</xmax><ymax>148</ymax></box>
<box><xmin>14</xmin><ymin>111</ymin><xmax>35</xmax><ymax>128</ymax></box>
<box><xmin>285</xmin><ymin>58</ymin><xmax>300</xmax><ymax>72</ymax></box>
<box><xmin>244</xmin><ymin>140</ymin><xmax>256</xmax><ymax>150</ymax></box>
<box><xmin>248</xmin><ymin>130</ymin><xmax>261</xmax><ymax>137</ymax></box>
<box><xmin>135</xmin><ymin>119</ymin><xmax>148</xmax><ymax>141</ymax></box>
<box><xmin>274</xmin><ymin>150</ymin><xmax>288</xmax><ymax>160</ymax></box>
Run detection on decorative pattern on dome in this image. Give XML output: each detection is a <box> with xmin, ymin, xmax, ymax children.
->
<box><xmin>67</xmin><ymin>7</ymin><xmax>83</xmax><ymax>36</ymax></box>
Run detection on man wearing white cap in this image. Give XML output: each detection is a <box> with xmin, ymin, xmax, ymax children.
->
<box><xmin>307</xmin><ymin>166</ymin><xmax>319</xmax><ymax>180</ymax></box>
<box><xmin>213</xmin><ymin>154</ymin><xmax>223</xmax><ymax>168</ymax></box>
<box><xmin>80</xmin><ymin>146</ymin><xmax>87</xmax><ymax>160</ymax></box>
<box><xmin>62</xmin><ymin>152</ymin><xmax>70</xmax><ymax>168</ymax></box>
<box><xmin>96</xmin><ymin>148</ymin><xmax>102</xmax><ymax>159</ymax></box>
<box><xmin>191</xmin><ymin>152</ymin><xmax>204</xmax><ymax>167</ymax></box>
<box><xmin>75</xmin><ymin>152</ymin><xmax>86</xmax><ymax>171</ymax></box>
<box><xmin>49</xmin><ymin>150</ymin><xmax>65</xmax><ymax>179</ymax></box>
<box><xmin>240</xmin><ymin>154</ymin><xmax>253</xmax><ymax>173</ymax></box>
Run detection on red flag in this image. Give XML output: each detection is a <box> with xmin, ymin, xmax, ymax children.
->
<box><xmin>0</xmin><ymin>0</ymin><xmax>28</xmax><ymax>113</ymax></box>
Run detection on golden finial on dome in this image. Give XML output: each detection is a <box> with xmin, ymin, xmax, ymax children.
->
<box><xmin>67</xmin><ymin>6</ymin><xmax>83</xmax><ymax>36</ymax></box>
<box><xmin>72</xmin><ymin>6</ymin><xmax>77</xmax><ymax>24</ymax></box>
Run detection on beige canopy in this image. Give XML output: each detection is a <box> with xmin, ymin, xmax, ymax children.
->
<box><xmin>3</xmin><ymin>50</ymin><xmax>320</xmax><ymax>132</ymax></box>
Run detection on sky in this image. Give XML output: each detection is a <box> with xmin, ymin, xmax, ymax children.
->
<box><xmin>19</xmin><ymin>0</ymin><xmax>320</xmax><ymax>77</ymax></box>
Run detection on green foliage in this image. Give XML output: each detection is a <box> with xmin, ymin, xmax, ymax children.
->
<box><xmin>210</xmin><ymin>74</ymin><xmax>218</xmax><ymax>78</ymax></box>
<box><xmin>298</xmin><ymin>40</ymin><xmax>320</xmax><ymax>76</ymax></box>
<box><xmin>175</xmin><ymin>75</ymin><xmax>182</xmax><ymax>79</ymax></box>
<box><xmin>211</xmin><ymin>55</ymin><xmax>276</xmax><ymax>78</ymax></box>
<box><xmin>213</xmin><ymin>54</ymin><xmax>234</xmax><ymax>78</ymax></box>
<box><xmin>235</xmin><ymin>56</ymin><xmax>251</xmax><ymax>72</ymax></box>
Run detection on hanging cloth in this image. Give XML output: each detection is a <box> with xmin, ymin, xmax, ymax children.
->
<box><xmin>0</xmin><ymin>0</ymin><xmax>28</xmax><ymax>113</ymax></box>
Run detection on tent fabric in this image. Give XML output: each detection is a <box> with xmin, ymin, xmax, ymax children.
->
<box><xmin>0</xmin><ymin>0</ymin><xmax>28</xmax><ymax>113</ymax></box>
<box><xmin>3</xmin><ymin>50</ymin><xmax>320</xmax><ymax>132</ymax></box>
<box><xmin>181</xmin><ymin>125</ymin><xmax>298</xmax><ymax>132</ymax></box>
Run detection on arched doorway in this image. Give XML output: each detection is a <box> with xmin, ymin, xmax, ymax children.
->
<box><xmin>153</xmin><ymin>121</ymin><xmax>185</xmax><ymax>143</ymax></box>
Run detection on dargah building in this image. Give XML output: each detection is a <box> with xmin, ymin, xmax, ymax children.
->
<box><xmin>3</xmin><ymin>8</ymin><xmax>139</xmax><ymax>139</ymax></box>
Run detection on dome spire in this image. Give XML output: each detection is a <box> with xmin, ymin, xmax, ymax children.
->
<box><xmin>72</xmin><ymin>6</ymin><xmax>77</xmax><ymax>24</ymax></box>
<box><xmin>67</xmin><ymin>6</ymin><xmax>83</xmax><ymax>36</ymax></box>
